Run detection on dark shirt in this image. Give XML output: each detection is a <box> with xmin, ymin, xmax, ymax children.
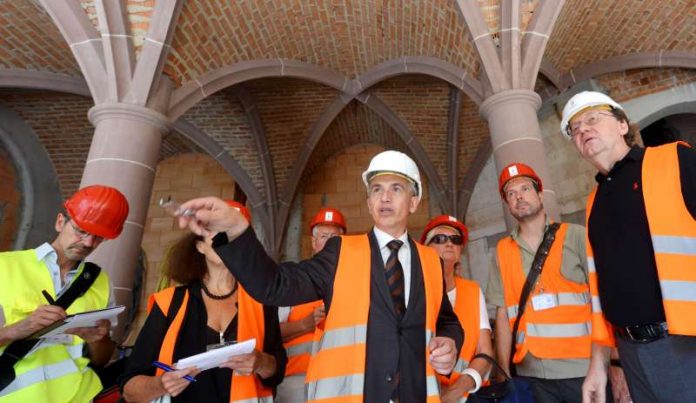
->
<box><xmin>120</xmin><ymin>283</ymin><xmax>286</xmax><ymax>402</ymax></box>
<box><xmin>213</xmin><ymin>228</ymin><xmax>463</xmax><ymax>401</ymax></box>
<box><xmin>588</xmin><ymin>144</ymin><xmax>696</xmax><ymax>327</ymax></box>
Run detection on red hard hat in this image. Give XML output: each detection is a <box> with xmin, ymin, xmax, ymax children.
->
<box><xmin>420</xmin><ymin>215</ymin><xmax>468</xmax><ymax>245</ymax></box>
<box><xmin>64</xmin><ymin>185</ymin><xmax>129</xmax><ymax>239</ymax></box>
<box><xmin>225</xmin><ymin>200</ymin><xmax>252</xmax><ymax>223</ymax></box>
<box><xmin>498</xmin><ymin>163</ymin><xmax>543</xmax><ymax>198</ymax></box>
<box><xmin>310</xmin><ymin>207</ymin><xmax>346</xmax><ymax>233</ymax></box>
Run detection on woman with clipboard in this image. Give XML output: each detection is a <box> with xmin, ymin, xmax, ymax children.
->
<box><xmin>120</xmin><ymin>201</ymin><xmax>286</xmax><ymax>402</ymax></box>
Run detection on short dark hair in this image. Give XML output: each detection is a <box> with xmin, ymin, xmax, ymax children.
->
<box><xmin>161</xmin><ymin>233</ymin><xmax>206</xmax><ymax>285</ymax></box>
<box><xmin>609</xmin><ymin>108</ymin><xmax>641</xmax><ymax>147</ymax></box>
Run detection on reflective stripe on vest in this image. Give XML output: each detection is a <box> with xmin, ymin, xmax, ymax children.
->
<box><xmin>642</xmin><ymin>142</ymin><xmax>696</xmax><ymax>336</ymax></box>
<box><xmin>234</xmin><ymin>397</ymin><xmax>273</xmax><ymax>403</ymax></box>
<box><xmin>498</xmin><ymin>223</ymin><xmax>592</xmax><ymax>362</ymax></box>
<box><xmin>0</xmin><ymin>250</ymin><xmax>108</xmax><ymax>401</ymax></box>
<box><xmin>284</xmin><ymin>300</ymin><xmax>323</xmax><ymax>377</ymax></box>
<box><xmin>586</xmin><ymin>142</ymin><xmax>696</xmax><ymax>342</ymax></box>
<box><xmin>507</xmin><ymin>292</ymin><xmax>590</xmax><ymax>319</ymax></box>
<box><xmin>286</xmin><ymin>340</ymin><xmax>313</xmax><ymax>358</ymax></box>
<box><xmin>0</xmin><ymin>358</ymin><xmax>81</xmax><ymax>397</ymax></box>
<box><xmin>526</xmin><ymin>322</ymin><xmax>591</xmax><ymax>338</ymax></box>
<box><xmin>149</xmin><ymin>286</ymin><xmax>273</xmax><ymax>402</ymax></box>
<box><xmin>418</xmin><ymin>328</ymin><xmax>442</xmax><ymax>403</ymax></box>
<box><xmin>307</xmin><ymin>374</ymin><xmax>365</xmax><ymax>400</ymax></box>
<box><xmin>305</xmin><ymin>235</ymin><xmax>443</xmax><ymax>402</ymax></box>
<box><xmin>316</xmin><ymin>325</ymin><xmax>368</xmax><ymax>350</ymax></box>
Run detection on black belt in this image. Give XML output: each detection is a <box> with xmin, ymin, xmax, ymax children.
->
<box><xmin>615</xmin><ymin>322</ymin><xmax>668</xmax><ymax>343</ymax></box>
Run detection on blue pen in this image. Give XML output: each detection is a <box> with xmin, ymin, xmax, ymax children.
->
<box><xmin>153</xmin><ymin>361</ymin><xmax>197</xmax><ymax>382</ymax></box>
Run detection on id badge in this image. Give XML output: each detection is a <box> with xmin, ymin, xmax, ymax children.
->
<box><xmin>531</xmin><ymin>293</ymin><xmax>557</xmax><ymax>311</ymax></box>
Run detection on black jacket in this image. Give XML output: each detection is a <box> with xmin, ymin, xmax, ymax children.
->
<box><xmin>214</xmin><ymin>228</ymin><xmax>464</xmax><ymax>402</ymax></box>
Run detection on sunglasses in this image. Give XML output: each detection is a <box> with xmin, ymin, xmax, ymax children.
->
<box><xmin>429</xmin><ymin>234</ymin><xmax>463</xmax><ymax>245</ymax></box>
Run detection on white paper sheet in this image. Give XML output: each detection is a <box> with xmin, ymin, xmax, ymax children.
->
<box><xmin>175</xmin><ymin>338</ymin><xmax>256</xmax><ymax>371</ymax></box>
<box><xmin>36</xmin><ymin>305</ymin><xmax>125</xmax><ymax>338</ymax></box>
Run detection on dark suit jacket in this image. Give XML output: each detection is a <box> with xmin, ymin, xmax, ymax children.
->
<box><xmin>214</xmin><ymin>227</ymin><xmax>464</xmax><ymax>402</ymax></box>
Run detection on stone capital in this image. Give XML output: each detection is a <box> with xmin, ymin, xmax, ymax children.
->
<box><xmin>479</xmin><ymin>89</ymin><xmax>542</xmax><ymax>120</ymax></box>
<box><xmin>88</xmin><ymin>102</ymin><xmax>171</xmax><ymax>133</ymax></box>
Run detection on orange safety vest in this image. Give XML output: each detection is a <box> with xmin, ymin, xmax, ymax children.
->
<box><xmin>284</xmin><ymin>300</ymin><xmax>323</xmax><ymax>376</ymax></box>
<box><xmin>304</xmin><ymin>235</ymin><xmax>443</xmax><ymax>402</ymax></box>
<box><xmin>587</xmin><ymin>142</ymin><xmax>696</xmax><ymax>346</ymax></box>
<box><xmin>147</xmin><ymin>286</ymin><xmax>273</xmax><ymax>403</ymax></box>
<box><xmin>498</xmin><ymin>223</ymin><xmax>591</xmax><ymax>363</ymax></box>
<box><xmin>438</xmin><ymin>278</ymin><xmax>480</xmax><ymax>394</ymax></box>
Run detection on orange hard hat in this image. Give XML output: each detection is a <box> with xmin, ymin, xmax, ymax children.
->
<box><xmin>64</xmin><ymin>185</ymin><xmax>129</xmax><ymax>239</ymax></box>
<box><xmin>225</xmin><ymin>200</ymin><xmax>252</xmax><ymax>223</ymax></box>
<box><xmin>498</xmin><ymin>163</ymin><xmax>543</xmax><ymax>198</ymax></box>
<box><xmin>421</xmin><ymin>215</ymin><xmax>468</xmax><ymax>245</ymax></box>
<box><xmin>310</xmin><ymin>207</ymin><xmax>346</xmax><ymax>233</ymax></box>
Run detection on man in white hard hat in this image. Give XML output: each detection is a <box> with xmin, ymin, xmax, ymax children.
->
<box><xmin>175</xmin><ymin>150</ymin><xmax>463</xmax><ymax>402</ymax></box>
<box><xmin>561</xmin><ymin>91</ymin><xmax>696</xmax><ymax>402</ymax></box>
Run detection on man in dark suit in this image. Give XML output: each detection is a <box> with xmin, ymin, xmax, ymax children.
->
<box><xmin>177</xmin><ymin>150</ymin><xmax>463</xmax><ymax>402</ymax></box>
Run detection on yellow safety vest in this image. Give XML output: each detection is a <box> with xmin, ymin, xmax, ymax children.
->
<box><xmin>305</xmin><ymin>235</ymin><xmax>443</xmax><ymax>402</ymax></box>
<box><xmin>0</xmin><ymin>249</ymin><xmax>109</xmax><ymax>402</ymax></box>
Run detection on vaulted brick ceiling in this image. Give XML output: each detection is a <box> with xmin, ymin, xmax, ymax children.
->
<box><xmin>0</xmin><ymin>0</ymin><xmax>694</xmax><ymax>249</ymax></box>
<box><xmin>546</xmin><ymin>0</ymin><xmax>695</xmax><ymax>73</ymax></box>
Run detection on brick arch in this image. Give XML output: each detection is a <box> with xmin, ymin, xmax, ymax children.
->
<box><xmin>539</xmin><ymin>51</ymin><xmax>696</xmax><ymax>93</ymax></box>
<box><xmin>621</xmin><ymin>82</ymin><xmax>696</xmax><ymax>130</ymax></box>
<box><xmin>272</xmin><ymin>93</ymin><xmax>449</xmax><ymax>254</ymax></box>
<box><xmin>168</xmin><ymin>59</ymin><xmax>348</xmax><ymax>120</ymax></box>
<box><xmin>168</xmin><ymin>56</ymin><xmax>488</xmax><ymax>121</ymax></box>
<box><xmin>0</xmin><ymin>104</ymin><xmax>63</xmax><ymax>249</ymax></box>
<box><xmin>171</xmin><ymin>120</ymin><xmax>273</xmax><ymax>243</ymax></box>
<box><xmin>355</xmin><ymin>56</ymin><xmax>484</xmax><ymax>104</ymax></box>
<box><xmin>0</xmin><ymin>69</ymin><xmax>90</xmax><ymax>97</ymax></box>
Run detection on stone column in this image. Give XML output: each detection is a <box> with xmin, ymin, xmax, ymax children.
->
<box><xmin>480</xmin><ymin>89</ymin><xmax>559</xmax><ymax>228</ymax></box>
<box><xmin>80</xmin><ymin>92</ymin><xmax>171</xmax><ymax>342</ymax></box>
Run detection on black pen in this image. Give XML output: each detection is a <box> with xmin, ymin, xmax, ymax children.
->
<box><xmin>41</xmin><ymin>290</ymin><xmax>55</xmax><ymax>305</ymax></box>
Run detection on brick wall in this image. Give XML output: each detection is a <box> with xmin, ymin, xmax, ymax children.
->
<box><xmin>0</xmin><ymin>2</ymin><xmax>79</xmax><ymax>74</ymax></box>
<box><xmin>597</xmin><ymin>68</ymin><xmax>696</xmax><ymax>102</ymax></box>
<box><xmin>300</xmin><ymin>144</ymin><xmax>431</xmax><ymax>259</ymax></box>
<box><xmin>0</xmin><ymin>146</ymin><xmax>20</xmax><ymax>251</ymax></box>
<box><xmin>165</xmin><ymin>0</ymin><xmax>478</xmax><ymax>84</ymax></box>
<box><xmin>0</xmin><ymin>90</ymin><xmax>94</xmax><ymax>199</ymax></box>
<box><xmin>126</xmin><ymin>152</ymin><xmax>237</xmax><ymax>343</ymax></box>
<box><xmin>372</xmin><ymin>75</ymin><xmax>450</xmax><ymax>181</ymax></box>
<box><xmin>245</xmin><ymin>78</ymin><xmax>340</xmax><ymax>196</ymax></box>
<box><xmin>547</xmin><ymin>0</ymin><xmax>695</xmax><ymax>72</ymax></box>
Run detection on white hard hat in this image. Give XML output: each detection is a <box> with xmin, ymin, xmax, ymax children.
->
<box><xmin>560</xmin><ymin>91</ymin><xmax>623</xmax><ymax>139</ymax></box>
<box><xmin>362</xmin><ymin>150</ymin><xmax>422</xmax><ymax>202</ymax></box>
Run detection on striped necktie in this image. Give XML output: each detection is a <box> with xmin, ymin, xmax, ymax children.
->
<box><xmin>385</xmin><ymin>240</ymin><xmax>406</xmax><ymax>318</ymax></box>
<box><xmin>386</xmin><ymin>239</ymin><xmax>405</xmax><ymax>401</ymax></box>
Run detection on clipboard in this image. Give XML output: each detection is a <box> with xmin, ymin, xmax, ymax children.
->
<box><xmin>175</xmin><ymin>338</ymin><xmax>256</xmax><ymax>371</ymax></box>
<box><xmin>29</xmin><ymin>305</ymin><xmax>125</xmax><ymax>339</ymax></box>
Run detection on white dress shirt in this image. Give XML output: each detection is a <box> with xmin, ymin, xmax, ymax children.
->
<box><xmin>372</xmin><ymin>226</ymin><xmax>412</xmax><ymax>307</ymax></box>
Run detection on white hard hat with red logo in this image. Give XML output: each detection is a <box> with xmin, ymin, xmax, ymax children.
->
<box><xmin>560</xmin><ymin>91</ymin><xmax>623</xmax><ymax>139</ymax></box>
<box><xmin>362</xmin><ymin>150</ymin><xmax>422</xmax><ymax>202</ymax></box>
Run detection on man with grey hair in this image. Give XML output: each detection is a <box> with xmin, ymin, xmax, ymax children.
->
<box><xmin>561</xmin><ymin>91</ymin><xmax>696</xmax><ymax>403</ymax></box>
<box><xmin>175</xmin><ymin>150</ymin><xmax>463</xmax><ymax>402</ymax></box>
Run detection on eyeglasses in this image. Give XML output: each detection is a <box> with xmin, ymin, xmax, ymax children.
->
<box><xmin>429</xmin><ymin>234</ymin><xmax>464</xmax><ymax>245</ymax></box>
<box><xmin>568</xmin><ymin>111</ymin><xmax>615</xmax><ymax>137</ymax></box>
<box><xmin>68</xmin><ymin>220</ymin><xmax>104</xmax><ymax>242</ymax></box>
